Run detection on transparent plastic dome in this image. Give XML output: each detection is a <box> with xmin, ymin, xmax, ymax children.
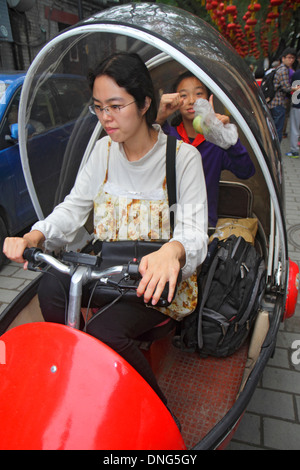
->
<box><xmin>19</xmin><ymin>3</ymin><xmax>286</xmax><ymax>274</ymax></box>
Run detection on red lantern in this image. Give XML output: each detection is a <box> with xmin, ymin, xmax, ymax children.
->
<box><xmin>225</xmin><ymin>5</ymin><xmax>237</xmax><ymax>14</ymax></box>
<box><xmin>246</xmin><ymin>18</ymin><xmax>258</xmax><ymax>26</ymax></box>
<box><xmin>227</xmin><ymin>22</ymin><xmax>237</xmax><ymax>30</ymax></box>
<box><xmin>267</xmin><ymin>11</ymin><xmax>280</xmax><ymax>19</ymax></box>
<box><xmin>270</xmin><ymin>0</ymin><xmax>284</xmax><ymax>6</ymax></box>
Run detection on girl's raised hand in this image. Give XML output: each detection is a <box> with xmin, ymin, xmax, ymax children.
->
<box><xmin>209</xmin><ymin>94</ymin><xmax>230</xmax><ymax>125</ymax></box>
<box><xmin>156</xmin><ymin>93</ymin><xmax>184</xmax><ymax>125</ymax></box>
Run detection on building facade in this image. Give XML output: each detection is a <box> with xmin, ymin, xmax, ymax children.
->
<box><xmin>0</xmin><ymin>0</ymin><xmax>120</xmax><ymax>71</ymax></box>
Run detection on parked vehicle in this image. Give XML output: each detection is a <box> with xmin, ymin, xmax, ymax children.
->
<box><xmin>0</xmin><ymin>72</ymin><xmax>92</xmax><ymax>266</ymax></box>
<box><xmin>0</xmin><ymin>3</ymin><xmax>298</xmax><ymax>450</ymax></box>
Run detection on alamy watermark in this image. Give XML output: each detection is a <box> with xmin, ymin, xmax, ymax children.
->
<box><xmin>0</xmin><ymin>340</ymin><xmax>6</xmax><ymax>365</ymax></box>
<box><xmin>292</xmin><ymin>80</ymin><xmax>300</xmax><ymax>106</ymax></box>
<box><xmin>291</xmin><ymin>340</ymin><xmax>300</xmax><ymax>365</ymax></box>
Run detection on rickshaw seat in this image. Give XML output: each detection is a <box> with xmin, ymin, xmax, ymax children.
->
<box><xmin>216</xmin><ymin>180</ymin><xmax>267</xmax><ymax>259</ymax></box>
<box><xmin>217</xmin><ymin>181</ymin><xmax>253</xmax><ymax>219</ymax></box>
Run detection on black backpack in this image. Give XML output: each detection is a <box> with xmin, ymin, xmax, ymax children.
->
<box><xmin>173</xmin><ymin>235</ymin><xmax>266</xmax><ymax>357</ymax></box>
<box><xmin>261</xmin><ymin>65</ymin><xmax>283</xmax><ymax>103</ymax></box>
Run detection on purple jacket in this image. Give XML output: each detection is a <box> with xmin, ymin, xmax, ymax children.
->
<box><xmin>162</xmin><ymin>122</ymin><xmax>255</xmax><ymax>227</ymax></box>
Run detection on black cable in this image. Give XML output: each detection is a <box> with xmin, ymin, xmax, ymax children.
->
<box><xmin>83</xmin><ymin>274</ymin><xmax>132</xmax><ymax>332</ymax></box>
<box><xmin>83</xmin><ymin>290</ymin><xmax>125</xmax><ymax>332</ymax></box>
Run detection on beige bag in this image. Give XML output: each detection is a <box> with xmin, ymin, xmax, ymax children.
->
<box><xmin>209</xmin><ymin>217</ymin><xmax>258</xmax><ymax>245</ymax></box>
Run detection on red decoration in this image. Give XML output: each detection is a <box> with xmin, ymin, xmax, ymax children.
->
<box><xmin>267</xmin><ymin>11</ymin><xmax>280</xmax><ymax>19</ymax></box>
<box><xmin>246</xmin><ymin>18</ymin><xmax>258</xmax><ymax>25</ymax></box>
<box><xmin>225</xmin><ymin>5</ymin><xmax>237</xmax><ymax>14</ymax></box>
<box><xmin>248</xmin><ymin>2</ymin><xmax>261</xmax><ymax>12</ymax></box>
<box><xmin>270</xmin><ymin>0</ymin><xmax>284</xmax><ymax>6</ymax></box>
<box><xmin>203</xmin><ymin>0</ymin><xmax>296</xmax><ymax>60</ymax></box>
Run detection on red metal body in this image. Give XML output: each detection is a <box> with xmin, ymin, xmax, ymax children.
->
<box><xmin>0</xmin><ymin>322</ymin><xmax>185</xmax><ymax>450</ymax></box>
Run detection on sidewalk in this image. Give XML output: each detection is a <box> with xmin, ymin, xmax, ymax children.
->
<box><xmin>0</xmin><ymin>261</ymin><xmax>40</xmax><ymax>316</ymax></box>
<box><xmin>0</xmin><ymin>135</ymin><xmax>299</xmax><ymax>450</ymax></box>
<box><xmin>227</xmin><ymin>135</ymin><xmax>300</xmax><ymax>450</ymax></box>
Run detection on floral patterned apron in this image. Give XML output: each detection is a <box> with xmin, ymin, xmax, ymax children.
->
<box><xmin>93</xmin><ymin>139</ymin><xmax>198</xmax><ymax>321</ymax></box>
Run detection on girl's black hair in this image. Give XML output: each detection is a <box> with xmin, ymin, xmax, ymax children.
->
<box><xmin>171</xmin><ymin>71</ymin><xmax>211</xmax><ymax>126</ymax></box>
<box><xmin>88</xmin><ymin>52</ymin><xmax>157</xmax><ymax>128</ymax></box>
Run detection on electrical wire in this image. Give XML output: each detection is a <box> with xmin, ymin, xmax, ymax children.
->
<box><xmin>83</xmin><ymin>274</ymin><xmax>133</xmax><ymax>332</ymax></box>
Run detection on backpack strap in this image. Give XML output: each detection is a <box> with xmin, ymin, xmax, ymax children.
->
<box><xmin>166</xmin><ymin>135</ymin><xmax>177</xmax><ymax>231</ymax></box>
<box><xmin>197</xmin><ymin>251</ymin><xmax>220</xmax><ymax>348</ymax></box>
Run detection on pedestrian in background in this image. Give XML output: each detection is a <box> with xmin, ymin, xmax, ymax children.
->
<box><xmin>269</xmin><ymin>47</ymin><xmax>299</xmax><ymax>142</ymax></box>
<box><xmin>286</xmin><ymin>51</ymin><xmax>300</xmax><ymax>158</ymax></box>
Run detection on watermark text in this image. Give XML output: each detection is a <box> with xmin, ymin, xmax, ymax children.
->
<box><xmin>291</xmin><ymin>339</ymin><xmax>300</xmax><ymax>365</ymax></box>
<box><xmin>0</xmin><ymin>340</ymin><xmax>6</xmax><ymax>365</ymax></box>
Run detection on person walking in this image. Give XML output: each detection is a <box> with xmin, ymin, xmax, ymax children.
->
<box><xmin>286</xmin><ymin>51</ymin><xmax>300</xmax><ymax>158</ymax></box>
<box><xmin>269</xmin><ymin>47</ymin><xmax>299</xmax><ymax>142</ymax></box>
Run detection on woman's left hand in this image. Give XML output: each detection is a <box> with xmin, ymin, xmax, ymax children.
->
<box><xmin>136</xmin><ymin>241</ymin><xmax>185</xmax><ymax>305</ymax></box>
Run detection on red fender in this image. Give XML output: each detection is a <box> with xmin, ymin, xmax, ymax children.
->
<box><xmin>0</xmin><ymin>323</ymin><xmax>185</xmax><ymax>450</ymax></box>
<box><xmin>283</xmin><ymin>259</ymin><xmax>300</xmax><ymax>321</ymax></box>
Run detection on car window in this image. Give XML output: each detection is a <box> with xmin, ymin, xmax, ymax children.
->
<box><xmin>52</xmin><ymin>78</ymin><xmax>91</xmax><ymax>123</ymax></box>
<box><xmin>29</xmin><ymin>85</ymin><xmax>61</xmax><ymax>134</ymax></box>
<box><xmin>0</xmin><ymin>81</ymin><xmax>10</xmax><ymax>101</ymax></box>
<box><xmin>28</xmin><ymin>79</ymin><xmax>91</xmax><ymax>135</ymax></box>
<box><xmin>0</xmin><ymin>88</ymin><xmax>21</xmax><ymax>151</ymax></box>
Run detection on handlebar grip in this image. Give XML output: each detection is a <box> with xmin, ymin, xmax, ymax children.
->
<box><xmin>23</xmin><ymin>247</ymin><xmax>43</xmax><ymax>262</ymax></box>
<box><xmin>125</xmin><ymin>262</ymin><xmax>181</xmax><ymax>307</ymax></box>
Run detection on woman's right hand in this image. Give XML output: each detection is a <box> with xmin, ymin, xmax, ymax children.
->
<box><xmin>3</xmin><ymin>230</ymin><xmax>45</xmax><ymax>266</ymax></box>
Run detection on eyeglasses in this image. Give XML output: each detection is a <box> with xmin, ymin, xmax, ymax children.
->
<box><xmin>89</xmin><ymin>100</ymin><xmax>136</xmax><ymax>116</ymax></box>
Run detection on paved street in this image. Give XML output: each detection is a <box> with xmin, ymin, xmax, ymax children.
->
<box><xmin>0</xmin><ymin>133</ymin><xmax>299</xmax><ymax>450</ymax></box>
<box><xmin>227</xmin><ymin>135</ymin><xmax>300</xmax><ymax>450</ymax></box>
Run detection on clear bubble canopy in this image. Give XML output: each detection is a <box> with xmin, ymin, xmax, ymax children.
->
<box><xmin>19</xmin><ymin>2</ymin><xmax>283</xmax><ymax>256</ymax></box>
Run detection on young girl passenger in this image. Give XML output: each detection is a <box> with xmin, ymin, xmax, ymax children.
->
<box><xmin>156</xmin><ymin>71</ymin><xmax>255</xmax><ymax>229</ymax></box>
<box><xmin>3</xmin><ymin>53</ymin><xmax>208</xmax><ymax>423</ymax></box>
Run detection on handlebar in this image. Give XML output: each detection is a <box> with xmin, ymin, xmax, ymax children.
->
<box><xmin>23</xmin><ymin>248</ymin><xmax>179</xmax><ymax>329</ymax></box>
<box><xmin>24</xmin><ymin>247</ymin><xmax>73</xmax><ymax>275</ymax></box>
<box><xmin>24</xmin><ymin>247</ymin><xmax>142</xmax><ymax>283</ymax></box>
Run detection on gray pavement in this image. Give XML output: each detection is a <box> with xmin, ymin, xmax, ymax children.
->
<box><xmin>227</xmin><ymin>134</ymin><xmax>300</xmax><ymax>450</ymax></box>
<box><xmin>0</xmin><ymin>133</ymin><xmax>300</xmax><ymax>450</ymax></box>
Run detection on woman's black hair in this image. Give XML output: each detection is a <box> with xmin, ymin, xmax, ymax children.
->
<box><xmin>171</xmin><ymin>71</ymin><xmax>211</xmax><ymax>126</ymax></box>
<box><xmin>88</xmin><ymin>52</ymin><xmax>157</xmax><ymax>128</ymax></box>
